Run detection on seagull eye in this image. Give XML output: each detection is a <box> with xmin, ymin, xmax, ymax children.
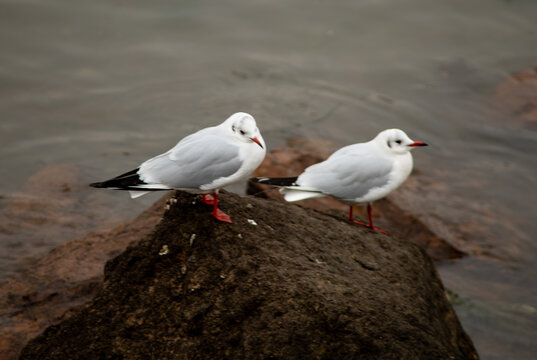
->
<box><xmin>240</xmin><ymin>130</ymin><xmax>246</xmax><ymax>135</ymax></box>
<box><xmin>395</xmin><ymin>140</ymin><xmax>402</xmax><ymax>145</ymax></box>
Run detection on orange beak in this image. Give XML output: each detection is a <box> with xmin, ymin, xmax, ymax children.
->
<box><xmin>251</xmin><ymin>137</ymin><xmax>263</xmax><ymax>149</ymax></box>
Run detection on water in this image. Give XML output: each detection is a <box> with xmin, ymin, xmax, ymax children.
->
<box><xmin>1</xmin><ymin>0</ymin><xmax>537</xmax><ymax>358</ymax></box>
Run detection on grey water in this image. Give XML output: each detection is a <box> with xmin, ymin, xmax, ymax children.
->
<box><xmin>1</xmin><ymin>1</ymin><xmax>536</xmax><ymax>359</ymax></box>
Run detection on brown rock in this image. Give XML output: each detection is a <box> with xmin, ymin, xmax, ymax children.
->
<box><xmin>494</xmin><ymin>64</ymin><xmax>537</xmax><ymax>125</ymax></box>
<box><xmin>0</xmin><ymin>164</ymin><xmax>126</xmax><ymax>279</ymax></box>
<box><xmin>1</xmin><ymin>141</ymin><xmax>465</xmax><ymax>358</ymax></box>
<box><xmin>0</xmin><ymin>193</ymin><xmax>169</xmax><ymax>360</ymax></box>
<box><xmin>19</xmin><ymin>190</ymin><xmax>478</xmax><ymax>360</ymax></box>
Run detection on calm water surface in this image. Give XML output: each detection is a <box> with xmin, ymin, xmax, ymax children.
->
<box><xmin>1</xmin><ymin>1</ymin><xmax>536</xmax><ymax>359</ymax></box>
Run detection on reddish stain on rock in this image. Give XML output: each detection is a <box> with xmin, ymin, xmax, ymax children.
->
<box><xmin>494</xmin><ymin>65</ymin><xmax>537</xmax><ymax>126</ymax></box>
<box><xmin>0</xmin><ymin>192</ymin><xmax>169</xmax><ymax>359</ymax></box>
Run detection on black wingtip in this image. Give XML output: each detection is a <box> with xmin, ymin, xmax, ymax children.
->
<box><xmin>249</xmin><ymin>177</ymin><xmax>298</xmax><ymax>186</ymax></box>
<box><xmin>89</xmin><ymin>168</ymin><xmax>143</xmax><ymax>189</ymax></box>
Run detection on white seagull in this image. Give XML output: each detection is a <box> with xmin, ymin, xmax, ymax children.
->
<box><xmin>91</xmin><ymin>112</ymin><xmax>266</xmax><ymax>223</ymax></box>
<box><xmin>251</xmin><ymin>129</ymin><xmax>427</xmax><ymax>234</ymax></box>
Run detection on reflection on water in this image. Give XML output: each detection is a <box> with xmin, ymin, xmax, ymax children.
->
<box><xmin>1</xmin><ymin>0</ymin><xmax>537</xmax><ymax>359</ymax></box>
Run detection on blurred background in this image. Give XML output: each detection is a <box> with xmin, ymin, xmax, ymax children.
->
<box><xmin>1</xmin><ymin>1</ymin><xmax>536</xmax><ymax>359</ymax></box>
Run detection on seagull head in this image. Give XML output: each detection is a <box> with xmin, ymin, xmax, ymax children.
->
<box><xmin>375</xmin><ymin>128</ymin><xmax>428</xmax><ymax>155</ymax></box>
<box><xmin>226</xmin><ymin>112</ymin><xmax>265</xmax><ymax>149</ymax></box>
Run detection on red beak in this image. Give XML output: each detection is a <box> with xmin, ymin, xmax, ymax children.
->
<box><xmin>251</xmin><ymin>137</ymin><xmax>263</xmax><ymax>149</ymax></box>
<box><xmin>408</xmin><ymin>141</ymin><xmax>428</xmax><ymax>147</ymax></box>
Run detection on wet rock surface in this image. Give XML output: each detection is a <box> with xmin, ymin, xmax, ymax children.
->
<box><xmin>0</xmin><ymin>194</ymin><xmax>168</xmax><ymax>360</ymax></box>
<box><xmin>494</xmin><ymin>64</ymin><xmax>537</xmax><ymax>127</ymax></box>
<box><xmin>1</xmin><ymin>140</ymin><xmax>469</xmax><ymax>359</ymax></box>
<box><xmin>0</xmin><ymin>163</ymin><xmax>132</xmax><ymax>280</ymax></box>
<box><xmin>19</xmin><ymin>191</ymin><xmax>478</xmax><ymax>360</ymax></box>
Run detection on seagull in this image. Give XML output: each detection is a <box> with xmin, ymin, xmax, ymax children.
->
<box><xmin>250</xmin><ymin>129</ymin><xmax>427</xmax><ymax>234</ymax></box>
<box><xmin>91</xmin><ymin>112</ymin><xmax>266</xmax><ymax>223</ymax></box>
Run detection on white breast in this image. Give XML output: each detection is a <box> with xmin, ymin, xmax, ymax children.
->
<box><xmin>351</xmin><ymin>152</ymin><xmax>413</xmax><ymax>204</ymax></box>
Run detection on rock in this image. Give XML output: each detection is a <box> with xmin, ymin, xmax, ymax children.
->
<box><xmin>0</xmin><ymin>164</ymin><xmax>126</xmax><ymax>280</ymax></box>
<box><xmin>249</xmin><ymin>139</ymin><xmax>465</xmax><ymax>260</ymax></box>
<box><xmin>494</xmin><ymin>64</ymin><xmax>537</xmax><ymax>126</ymax></box>
<box><xmin>1</xmin><ymin>141</ymin><xmax>466</xmax><ymax>359</ymax></box>
<box><xmin>19</xmin><ymin>191</ymin><xmax>478</xmax><ymax>360</ymax></box>
<box><xmin>0</xmin><ymin>193</ymin><xmax>169</xmax><ymax>360</ymax></box>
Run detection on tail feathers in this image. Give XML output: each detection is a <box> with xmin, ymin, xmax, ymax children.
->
<box><xmin>90</xmin><ymin>168</ymin><xmax>170</xmax><ymax>193</ymax></box>
<box><xmin>249</xmin><ymin>176</ymin><xmax>298</xmax><ymax>187</ymax></box>
<box><xmin>250</xmin><ymin>176</ymin><xmax>326</xmax><ymax>201</ymax></box>
<box><xmin>282</xmin><ymin>188</ymin><xmax>325</xmax><ymax>202</ymax></box>
<box><xmin>129</xmin><ymin>190</ymin><xmax>150</xmax><ymax>199</ymax></box>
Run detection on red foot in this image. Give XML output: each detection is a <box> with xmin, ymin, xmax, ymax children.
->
<box><xmin>212</xmin><ymin>208</ymin><xmax>232</xmax><ymax>223</ymax></box>
<box><xmin>201</xmin><ymin>192</ymin><xmax>232</xmax><ymax>223</ymax></box>
<box><xmin>349</xmin><ymin>219</ymin><xmax>369</xmax><ymax>227</ymax></box>
<box><xmin>201</xmin><ymin>194</ymin><xmax>216</xmax><ymax>205</ymax></box>
<box><xmin>349</xmin><ymin>219</ymin><xmax>388</xmax><ymax>235</ymax></box>
<box><xmin>348</xmin><ymin>205</ymin><xmax>388</xmax><ymax>235</ymax></box>
<box><xmin>369</xmin><ymin>226</ymin><xmax>388</xmax><ymax>235</ymax></box>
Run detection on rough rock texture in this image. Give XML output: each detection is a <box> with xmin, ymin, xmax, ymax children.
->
<box><xmin>250</xmin><ymin>138</ymin><xmax>465</xmax><ymax>260</ymax></box>
<box><xmin>20</xmin><ymin>191</ymin><xmax>478</xmax><ymax>360</ymax></box>
<box><xmin>0</xmin><ymin>194</ymin><xmax>168</xmax><ymax>360</ymax></box>
<box><xmin>1</xmin><ymin>139</ymin><xmax>466</xmax><ymax>359</ymax></box>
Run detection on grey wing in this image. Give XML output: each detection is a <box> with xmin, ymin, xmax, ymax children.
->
<box><xmin>139</xmin><ymin>133</ymin><xmax>242</xmax><ymax>189</ymax></box>
<box><xmin>297</xmin><ymin>148</ymin><xmax>393</xmax><ymax>200</ymax></box>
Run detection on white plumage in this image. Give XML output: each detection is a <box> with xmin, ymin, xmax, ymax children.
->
<box><xmin>253</xmin><ymin>128</ymin><xmax>427</xmax><ymax>233</ymax></box>
<box><xmin>91</xmin><ymin>112</ymin><xmax>266</xmax><ymax>223</ymax></box>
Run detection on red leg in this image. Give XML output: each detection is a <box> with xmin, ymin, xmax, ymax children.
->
<box><xmin>366</xmin><ymin>203</ymin><xmax>388</xmax><ymax>235</ymax></box>
<box><xmin>348</xmin><ymin>204</ymin><xmax>388</xmax><ymax>235</ymax></box>
<box><xmin>348</xmin><ymin>205</ymin><xmax>369</xmax><ymax>227</ymax></box>
<box><xmin>201</xmin><ymin>194</ymin><xmax>216</xmax><ymax>205</ymax></box>
<box><xmin>209</xmin><ymin>192</ymin><xmax>232</xmax><ymax>223</ymax></box>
